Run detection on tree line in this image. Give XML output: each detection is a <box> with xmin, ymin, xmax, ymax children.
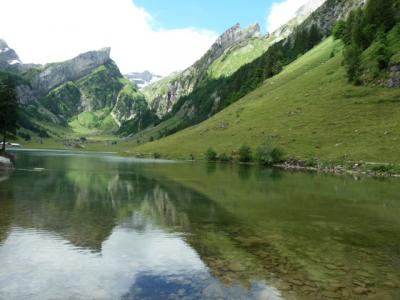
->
<box><xmin>0</xmin><ymin>73</ymin><xmax>19</xmax><ymax>152</ymax></box>
<box><xmin>333</xmin><ymin>0</ymin><xmax>399</xmax><ymax>83</ymax></box>
<box><xmin>157</xmin><ymin>24</ymin><xmax>324</xmax><ymax>136</ymax></box>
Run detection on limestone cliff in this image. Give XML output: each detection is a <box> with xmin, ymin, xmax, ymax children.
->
<box><xmin>143</xmin><ymin>23</ymin><xmax>261</xmax><ymax>118</ymax></box>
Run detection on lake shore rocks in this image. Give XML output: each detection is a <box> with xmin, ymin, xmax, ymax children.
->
<box><xmin>0</xmin><ymin>152</ymin><xmax>15</xmax><ymax>170</ymax></box>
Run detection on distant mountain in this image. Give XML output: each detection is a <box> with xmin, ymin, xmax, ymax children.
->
<box><xmin>0</xmin><ymin>42</ymin><xmax>154</xmax><ymax>137</ymax></box>
<box><xmin>142</xmin><ymin>23</ymin><xmax>263</xmax><ymax>118</ymax></box>
<box><xmin>141</xmin><ymin>0</ymin><xmax>332</xmax><ymax>120</ymax></box>
<box><xmin>0</xmin><ymin>39</ymin><xmax>40</xmax><ymax>72</ymax></box>
<box><xmin>125</xmin><ymin>71</ymin><xmax>162</xmax><ymax>89</ymax></box>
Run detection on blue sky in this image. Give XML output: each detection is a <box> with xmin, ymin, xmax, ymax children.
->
<box><xmin>134</xmin><ymin>0</ymin><xmax>274</xmax><ymax>34</ymax></box>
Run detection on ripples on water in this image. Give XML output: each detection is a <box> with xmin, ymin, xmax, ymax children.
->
<box><xmin>0</xmin><ymin>150</ymin><xmax>399</xmax><ymax>299</ymax></box>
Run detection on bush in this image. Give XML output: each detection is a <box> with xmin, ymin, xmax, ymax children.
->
<box><xmin>343</xmin><ymin>44</ymin><xmax>362</xmax><ymax>83</ymax></box>
<box><xmin>205</xmin><ymin>148</ymin><xmax>218</xmax><ymax>161</ymax></box>
<box><xmin>238</xmin><ymin>145</ymin><xmax>252</xmax><ymax>163</ymax></box>
<box><xmin>218</xmin><ymin>153</ymin><xmax>230</xmax><ymax>162</ymax></box>
<box><xmin>371</xmin><ymin>164</ymin><xmax>393</xmax><ymax>173</ymax></box>
<box><xmin>153</xmin><ymin>152</ymin><xmax>161</xmax><ymax>159</ymax></box>
<box><xmin>255</xmin><ymin>139</ymin><xmax>285</xmax><ymax>166</ymax></box>
<box><xmin>332</xmin><ymin>20</ymin><xmax>347</xmax><ymax>40</ymax></box>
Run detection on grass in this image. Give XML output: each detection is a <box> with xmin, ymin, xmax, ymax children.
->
<box><xmin>208</xmin><ymin>37</ymin><xmax>273</xmax><ymax>79</ymax></box>
<box><xmin>130</xmin><ymin>37</ymin><xmax>400</xmax><ymax>165</ymax></box>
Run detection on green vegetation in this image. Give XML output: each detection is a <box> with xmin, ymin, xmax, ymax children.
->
<box><xmin>255</xmin><ymin>138</ymin><xmax>285</xmax><ymax>166</ymax></box>
<box><xmin>238</xmin><ymin>145</ymin><xmax>252</xmax><ymax>163</ymax></box>
<box><xmin>40</xmin><ymin>82</ymin><xmax>81</xmax><ymax>122</ymax></box>
<box><xmin>0</xmin><ymin>73</ymin><xmax>19</xmax><ymax>151</ymax></box>
<box><xmin>334</xmin><ymin>0</ymin><xmax>399</xmax><ymax>83</ymax></box>
<box><xmin>131</xmin><ymin>38</ymin><xmax>400</xmax><ymax>167</ymax></box>
<box><xmin>205</xmin><ymin>148</ymin><xmax>218</xmax><ymax>161</ymax></box>
<box><xmin>115</xmin><ymin>82</ymin><xmax>157</xmax><ymax>136</ymax></box>
<box><xmin>208</xmin><ymin>37</ymin><xmax>273</xmax><ymax>78</ymax></box>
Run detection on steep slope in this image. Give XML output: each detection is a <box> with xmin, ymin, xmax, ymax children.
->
<box><xmin>142</xmin><ymin>0</ymin><xmax>330</xmax><ymax>122</ymax></box>
<box><xmin>0</xmin><ymin>43</ymin><xmax>152</xmax><ymax>138</ymax></box>
<box><xmin>142</xmin><ymin>23</ymin><xmax>262</xmax><ymax>118</ymax></box>
<box><xmin>131</xmin><ymin>37</ymin><xmax>400</xmax><ymax>165</ymax></box>
<box><xmin>134</xmin><ymin>0</ymin><xmax>364</xmax><ymax>143</ymax></box>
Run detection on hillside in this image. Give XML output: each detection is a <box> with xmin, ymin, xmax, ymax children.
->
<box><xmin>131</xmin><ymin>36</ymin><xmax>400</xmax><ymax>166</ymax></box>
<box><xmin>0</xmin><ymin>42</ymin><xmax>152</xmax><ymax>140</ymax></box>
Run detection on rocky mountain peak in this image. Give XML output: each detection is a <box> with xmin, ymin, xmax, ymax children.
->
<box><xmin>0</xmin><ymin>38</ymin><xmax>22</xmax><ymax>67</ymax></box>
<box><xmin>31</xmin><ymin>47</ymin><xmax>113</xmax><ymax>95</ymax></box>
<box><xmin>0</xmin><ymin>39</ymin><xmax>9</xmax><ymax>49</ymax></box>
<box><xmin>125</xmin><ymin>70</ymin><xmax>163</xmax><ymax>89</ymax></box>
<box><xmin>193</xmin><ymin>23</ymin><xmax>261</xmax><ymax>72</ymax></box>
<box><xmin>215</xmin><ymin>23</ymin><xmax>261</xmax><ymax>50</ymax></box>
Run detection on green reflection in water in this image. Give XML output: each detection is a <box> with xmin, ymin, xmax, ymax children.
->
<box><xmin>0</xmin><ymin>150</ymin><xmax>399</xmax><ymax>300</ymax></box>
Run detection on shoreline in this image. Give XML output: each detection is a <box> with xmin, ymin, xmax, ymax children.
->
<box><xmin>7</xmin><ymin>146</ymin><xmax>400</xmax><ymax>178</ymax></box>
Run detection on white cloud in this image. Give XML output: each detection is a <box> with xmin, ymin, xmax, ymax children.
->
<box><xmin>0</xmin><ymin>0</ymin><xmax>217</xmax><ymax>75</ymax></box>
<box><xmin>267</xmin><ymin>0</ymin><xmax>323</xmax><ymax>33</ymax></box>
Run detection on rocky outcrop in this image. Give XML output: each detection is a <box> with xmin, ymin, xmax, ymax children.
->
<box><xmin>0</xmin><ymin>39</ymin><xmax>41</xmax><ymax>73</ymax></box>
<box><xmin>388</xmin><ymin>65</ymin><xmax>400</xmax><ymax>88</ymax></box>
<box><xmin>300</xmin><ymin>0</ymin><xmax>365</xmax><ymax>35</ymax></box>
<box><xmin>125</xmin><ymin>71</ymin><xmax>163</xmax><ymax>89</ymax></box>
<box><xmin>30</xmin><ymin>47</ymin><xmax>111</xmax><ymax>96</ymax></box>
<box><xmin>0</xmin><ymin>39</ymin><xmax>22</xmax><ymax>71</ymax></box>
<box><xmin>0</xmin><ymin>155</ymin><xmax>14</xmax><ymax>170</ymax></box>
<box><xmin>143</xmin><ymin>23</ymin><xmax>261</xmax><ymax>118</ymax></box>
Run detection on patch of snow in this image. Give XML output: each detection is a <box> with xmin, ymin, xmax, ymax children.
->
<box><xmin>9</xmin><ymin>59</ymin><xmax>20</xmax><ymax>65</ymax></box>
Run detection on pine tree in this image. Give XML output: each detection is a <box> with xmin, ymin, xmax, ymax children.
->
<box><xmin>0</xmin><ymin>75</ymin><xmax>19</xmax><ymax>152</ymax></box>
<box><xmin>365</xmin><ymin>0</ymin><xmax>395</xmax><ymax>33</ymax></box>
<box><xmin>343</xmin><ymin>44</ymin><xmax>362</xmax><ymax>84</ymax></box>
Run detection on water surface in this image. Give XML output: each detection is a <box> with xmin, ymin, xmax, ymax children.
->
<box><xmin>0</xmin><ymin>150</ymin><xmax>399</xmax><ymax>299</ymax></box>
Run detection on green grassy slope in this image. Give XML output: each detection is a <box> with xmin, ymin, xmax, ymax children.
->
<box><xmin>132</xmin><ymin>38</ymin><xmax>400</xmax><ymax>164</ymax></box>
<box><xmin>208</xmin><ymin>37</ymin><xmax>273</xmax><ymax>79</ymax></box>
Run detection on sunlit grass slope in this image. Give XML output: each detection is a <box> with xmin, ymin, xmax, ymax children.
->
<box><xmin>208</xmin><ymin>37</ymin><xmax>273</xmax><ymax>79</ymax></box>
<box><xmin>132</xmin><ymin>38</ymin><xmax>400</xmax><ymax>164</ymax></box>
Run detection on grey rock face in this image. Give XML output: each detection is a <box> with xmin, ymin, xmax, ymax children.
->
<box><xmin>300</xmin><ymin>0</ymin><xmax>365</xmax><ymax>35</ymax></box>
<box><xmin>125</xmin><ymin>71</ymin><xmax>163</xmax><ymax>89</ymax></box>
<box><xmin>145</xmin><ymin>23</ymin><xmax>261</xmax><ymax>118</ymax></box>
<box><xmin>388</xmin><ymin>65</ymin><xmax>400</xmax><ymax>88</ymax></box>
<box><xmin>0</xmin><ymin>39</ymin><xmax>22</xmax><ymax>70</ymax></box>
<box><xmin>31</xmin><ymin>47</ymin><xmax>111</xmax><ymax>96</ymax></box>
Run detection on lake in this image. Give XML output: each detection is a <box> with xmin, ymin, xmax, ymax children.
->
<box><xmin>0</xmin><ymin>150</ymin><xmax>399</xmax><ymax>300</ymax></box>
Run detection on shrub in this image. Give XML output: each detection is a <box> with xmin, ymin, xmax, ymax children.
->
<box><xmin>255</xmin><ymin>139</ymin><xmax>285</xmax><ymax>166</ymax></box>
<box><xmin>205</xmin><ymin>148</ymin><xmax>218</xmax><ymax>161</ymax></box>
<box><xmin>332</xmin><ymin>20</ymin><xmax>347</xmax><ymax>40</ymax></box>
<box><xmin>371</xmin><ymin>164</ymin><xmax>393</xmax><ymax>173</ymax></box>
<box><xmin>343</xmin><ymin>44</ymin><xmax>362</xmax><ymax>83</ymax></box>
<box><xmin>153</xmin><ymin>152</ymin><xmax>161</xmax><ymax>159</ymax></box>
<box><xmin>238</xmin><ymin>145</ymin><xmax>252</xmax><ymax>163</ymax></box>
<box><xmin>218</xmin><ymin>153</ymin><xmax>230</xmax><ymax>162</ymax></box>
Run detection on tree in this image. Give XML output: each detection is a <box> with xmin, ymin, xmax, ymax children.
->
<box><xmin>255</xmin><ymin>138</ymin><xmax>285</xmax><ymax>166</ymax></box>
<box><xmin>374</xmin><ymin>30</ymin><xmax>392</xmax><ymax>71</ymax></box>
<box><xmin>343</xmin><ymin>44</ymin><xmax>363</xmax><ymax>84</ymax></box>
<box><xmin>332</xmin><ymin>20</ymin><xmax>347</xmax><ymax>40</ymax></box>
<box><xmin>0</xmin><ymin>75</ymin><xmax>19</xmax><ymax>152</ymax></box>
<box><xmin>205</xmin><ymin>147</ymin><xmax>218</xmax><ymax>161</ymax></box>
<box><xmin>238</xmin><ymin>145</ymin><xmax>252</xmax><ymax>163</ymax></box>
<box><xmin>365</xmin><ymin>0</ymin><xmax>395</xmax><ymax>33</ymax></box>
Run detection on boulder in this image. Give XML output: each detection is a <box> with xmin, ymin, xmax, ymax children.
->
<box><xmin>388</xmin><ymin>65</ymin><xmax>400</xmax><ymax>88</ymax></box>
<box><xmin>0</xmin><ymin>156</ymin><xmax>13</xmax><ymax>170</ymax></box>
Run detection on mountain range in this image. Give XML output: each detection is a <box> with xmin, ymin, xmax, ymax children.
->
<box><xmin>1</xmin><ymin>0</ymin><xmax>399</xmax><ymax>167</ymax></box>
